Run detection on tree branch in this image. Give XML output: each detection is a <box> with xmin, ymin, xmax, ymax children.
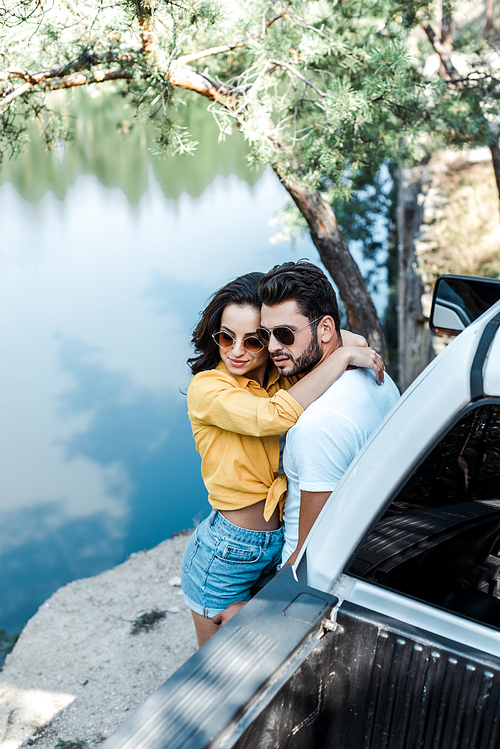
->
<box><xmin>0</xmin><ymin>50</ymin><xmax>138</xmax><ymax>83</ymax></box>
<box><xmin>169</xmin><ymin>64</ymin><xmax>229</xmax><ymax>99</ymax></box>
<box><xmin>268</xmin><ymin>59</ymin><xmax>326</xmax><ymax>97</ymax></box>
<box><xmin>0</xmin><ymin>68</ymin><xmax>31</xmax><ymax>81</ymax></box>
<box><xmin>0</xmin><ymin>58</ymin><xmax>238</xmax><ymax>109</ymax></box>
<box><xmin>1</xmin><ymin>67</ymin><xmax>135</xmax><ymax>105</ymax></box>
<box><xmin>176</xmin><ymin>11</ymin><xmax>286</xmax><ymax>65</ymax></box>
<box><xmin>1</xmin><ymin>80</ymin><xmax>31</xmax><ymax>106</ymax></box>
<box><xmin>1</xmin><ymin>63</ymin><xmax>69</xmax><ymax>85</ymax></box>
<box><xmin>48</xmin><ymin>68</ymin><xmax>135</xmax><ymax>90</ymax></box>
<box><xmin>421</xmin><ymin>22</ymin><xmax>459</xmax><ymax>80</ymax></box>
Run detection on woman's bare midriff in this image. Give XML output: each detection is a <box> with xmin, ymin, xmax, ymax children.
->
<box><xmin>220</xmin><ymin>499</ymin><xmax>281</xmax><ymax>531</ymax></box>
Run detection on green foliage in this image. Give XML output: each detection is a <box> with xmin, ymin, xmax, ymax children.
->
<box><xmin>55</xmin><ymin>739</ymin><xmax>86</xmax><ymax>749</ymax></box>
<box><xmin>0</xmin><ymin>0</ymin><xmax>431</xmax><ymax>191</ymax></box>
<box><xmin>2</xmin><ymin>0</ymin><xmax>499</xmax><ymax>252</ymax></box>
<box><xmin>131</xmin><ymin>609</ymin><xmax>166</xmax><ymax>634</ymax></box>
<box><xmin>403</xmin><ymin>2</ymin><xmax>500</xmax><ymax>153</ymax></box>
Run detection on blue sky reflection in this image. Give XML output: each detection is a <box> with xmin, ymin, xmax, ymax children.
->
<box><xmin>0</xmin><ymin>130</ymin><xmax>389</xmax><ymax>630</ymax></box>
<box><xmin>0</xmin><ymin>168</ymin><xmax>308</xmax><ymax>631</ymax></box>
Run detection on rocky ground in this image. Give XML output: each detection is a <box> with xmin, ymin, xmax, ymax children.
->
<box><xmin>0</xmin><ymin>532</ymin><xmax>197</xmax><ymax>749</ymax></box>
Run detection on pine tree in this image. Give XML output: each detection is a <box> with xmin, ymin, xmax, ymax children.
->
<box><xmin>401</xmin><ymin>1</ymin><xmax>500</xmax><ymax>213</ymax></box>
<box><xmin>0</xmin><ymin>0</ymin><xmax>435</xmax><ymax>357</ymax></box>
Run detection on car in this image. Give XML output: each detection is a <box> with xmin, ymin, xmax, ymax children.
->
<box><xmin>102</xmin><ymin>274</ymin><xmax>500</xmax><ymax>749</ymax></box>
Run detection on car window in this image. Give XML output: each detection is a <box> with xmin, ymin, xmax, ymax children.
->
<box><xmin>349</xmin><ymin>402</ymin><xmax>500</xmax><ymax>629</ymax></box>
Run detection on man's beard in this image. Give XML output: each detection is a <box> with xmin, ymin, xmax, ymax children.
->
<box><xmin>271</xmin><ymin>333</ymin><xmax>322</xmax><ymax>377</ymax></box>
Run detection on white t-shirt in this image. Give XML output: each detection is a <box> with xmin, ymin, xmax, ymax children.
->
<box><xmin>281</xmin><ymin>368</ymin><xmax>400</xmax><ymax>563</ymax></box>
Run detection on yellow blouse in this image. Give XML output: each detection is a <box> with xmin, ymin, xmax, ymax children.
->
<box><xmin>187</xmin><ymin>361</ymin><xmax>303</xmax><ymax>520</ymax></box>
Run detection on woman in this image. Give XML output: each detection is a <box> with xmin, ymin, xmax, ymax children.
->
<box><xmin>182</xmin><ymin>272</ymin><xmax>384</xmax><ymax>645</ymax></box>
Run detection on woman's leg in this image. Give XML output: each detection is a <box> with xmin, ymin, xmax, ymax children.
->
<box><xmin>191</xmin><ymin>610</ymin><xmax>220</xmax><ymax>647</ymax></box>
<box><xmin>182</xmin><ymin>516</ymin><xmax>224</xmax><ymax>646</ymax></box>
<box><xmin>182</xmin><ymin>512</ymin><xmax>284</xmax><ymax>646</ymax></box>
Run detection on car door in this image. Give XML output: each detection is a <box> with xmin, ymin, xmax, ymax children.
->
<box><xmin>333</xmin><ymin>399</ymin><xmax>500</xmax><ymax>748</ymax></box>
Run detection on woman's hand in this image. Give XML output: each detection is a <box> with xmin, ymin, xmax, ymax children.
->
<box><xmin>287</xmin><ymin>338</ymin><xmax>385</xmax><ymax>409</ymax></box>
<box><xmin>341</xmin><ymin>345</ymin><xmax>385</xmax><ymax>384</ymax></box>
<box><xmin>340</xmin><ymin>329</ymin><xmax>367</xmax><ymax>348</ymax></box>
<box><xmin>212</xmin><ymin>601</ymin><xmax>246</xmax><ymax>627</ymax></box>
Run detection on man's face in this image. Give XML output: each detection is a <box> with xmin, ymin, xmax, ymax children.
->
<box><xmin>260</xmin><ymin>300</ymin><xmax>323</xmax><ymax>377</ymax></box>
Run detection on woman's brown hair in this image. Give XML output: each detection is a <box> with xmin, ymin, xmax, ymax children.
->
<box><xmin>188</xmin><ymin>272</ymin><xmax>264</xmax><ymax>375</ymax></box>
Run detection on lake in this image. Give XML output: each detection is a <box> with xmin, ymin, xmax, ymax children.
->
<box><xmin>0</xmin><ymin>91</ymin><xmax>388</xmax><ymax>632</ymax></box>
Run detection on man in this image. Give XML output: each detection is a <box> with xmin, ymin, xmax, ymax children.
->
<box><xmin>213</xmin><ymin>260</ymin><xmax>399</xmax><ymax>625</ymax></box>
<box><xmin>257</xmin><ymin>260</ymin><xmax>400</xmax><ymax>568</ymax></box>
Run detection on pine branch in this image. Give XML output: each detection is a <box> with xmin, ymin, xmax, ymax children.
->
<box><xmin>0</xmin><ymin>68</ymin><xmax>32</xmax><ymax>81</ymax></box>
<box><xmin>0</xmin><ymin>58</ymin><xmax>237</xmax><ymax>110</ymax></box>
<box><xmin>169</xmin><ymin>64</ymin><xmax>230</xmax><ymax>99</ymax></box>
<box><xmin>421</xmin><ymin>22</ymin><xmax>459</xmax><ymax>81</ymax></box>
<box><xmin>176</xmin><ymin>11</ymin><xmax>286</xmax><ymax>65</ymax></box>
<box><xmin>267</xmin><ymin>59</ymin><xmax>326</xmax><ymax>97</ymax></box>
<box><xmin>0</xmin><ymin>67</ymin><xmax>135</xmax><ymax>106</ymax></box>
<box><xmin>48</xmin><ymin>68</ymin><xmax>135</xmax><ymax>90</ymax></box>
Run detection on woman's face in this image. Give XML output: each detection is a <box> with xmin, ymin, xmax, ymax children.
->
<box><xmin>218</xmin><ymin>304</ymin><xmax>269</xmax><ymax>385</ymax></box>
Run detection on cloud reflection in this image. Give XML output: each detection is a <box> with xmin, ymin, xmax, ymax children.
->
<box><xmin>55</xmin><ymin>334</ymin><xmax>206</xmax><ymax>565</ymax></box>
<box><xmin>0</xmin><ymin>335</ymin><xmax>206</xmax><ymax>632</ymax></box>
<box><xmin>0</xmin><ymin>501</ymin><xmax>126</xmax><ymax>631</ymax></box>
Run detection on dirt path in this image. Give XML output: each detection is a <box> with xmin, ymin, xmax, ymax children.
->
<box><xmin>0</xmin><ymin>532</ymin><xmax>197</xmax><ymax>749</ymax></box>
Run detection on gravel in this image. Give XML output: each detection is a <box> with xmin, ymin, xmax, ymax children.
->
<box><xmin>0</xmin><ymin>532</ymin><xmax>197</xmax><ymax>749</ymax></box>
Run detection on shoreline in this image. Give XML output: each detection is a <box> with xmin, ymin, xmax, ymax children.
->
<box><xmin>0</xmin><ymin>631</ymin><xmax>19</xmax><ymax>672</ymax></box>
<box><xmin>0</xmin><ymin>532</ymin><xmax>196</xmax><ymax>749</ymax></box>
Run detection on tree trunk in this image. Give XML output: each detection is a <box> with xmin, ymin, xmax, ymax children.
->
<box><xmin>489</xmin><ymin>130</ymin><xmax>500</xmax><ymax>216</ymax></box>
<box><xmin>275</xmin><ymin>170</ymin><xmax>389</xmax><ymax>363</ymax></box>
<box><xmin>440</xmin><ymin>9</ymin><xmax>453</xmax><ymax>78</ymax></box>
<box><xmin>486</xmin><ymin>0</ymin><xmax>495</xmax><ymax>34</ymax></box>
<box><xmin>397</xmin><ymin>166</ymin><xmax>436</xmax><ymax>392</ymax></box>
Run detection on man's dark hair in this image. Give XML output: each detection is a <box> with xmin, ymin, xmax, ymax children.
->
<box><xmin>259</xmin><ymin>260</ymin><xmax>341</xmax><ymax>335</ymax></box>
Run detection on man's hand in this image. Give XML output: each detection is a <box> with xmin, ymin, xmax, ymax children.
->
<box><xmin>212</xmin><ymin>600</ymin><xmax>247</xmax><ymax>627</ymax></box>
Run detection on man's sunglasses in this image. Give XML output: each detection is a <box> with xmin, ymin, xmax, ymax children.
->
<box><xmin>212</xmin><ymin>331</ymin><xmax>266</xmax><ymax>353</ymax></box>
<box><xmin>257</xmin><ymin>316</ymin><xmax>324</xmax><ymax>347</ymax></box>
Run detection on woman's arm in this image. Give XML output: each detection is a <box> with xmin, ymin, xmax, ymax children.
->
<box><xmin>188</xmin><ymin>329</ymin><xmax>383</xmax><ymax>436</ymax></box>
<box><xmin>340</xmin><ymin>329</ymin><xmax>367</xmax><ymax>347</ymax></box>
<box><xmin>188</xmin><ymin>370</ymin><xmax>304</xmax><ymax>437</ymax></box>
<box><xmin>287</xmin><ymin>345</ymin><xmax>384</xmax><ymax>410</ymax></box>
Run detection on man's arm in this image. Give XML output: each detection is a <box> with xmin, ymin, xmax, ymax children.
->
<box><xmin>284</xmin><ymin>490</ymin><xmax>332</xmax><ymax>567</ymax></box>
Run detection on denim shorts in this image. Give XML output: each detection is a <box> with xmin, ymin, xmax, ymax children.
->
<box><xmin>181</xmin><ymin>509</ymin><xmax>284</xmax><ymax>618</ymax></box>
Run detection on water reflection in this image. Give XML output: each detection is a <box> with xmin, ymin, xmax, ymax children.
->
<box><xmin>0</xmin><ymin>91</ymin><xmax>257</xmax><ymax>204</ymax></box>
<box><xmin>0</xmin><ymin>92</ymin><xmax>388</xmax><ymax>632</ymax></box>
<box><xmin>0</xmin><ymin>501</ymin><xmax>127</xmax><ymax>630</ymax></box>
<box><xmin>56</xmin><ymin>334</ymin><xmax>206</xmax><ymax>554</ymax></box>
<box><xmin>0</xmin><ymin>93</ymin><xmax>312</xmax><ymax>631</ymax></box>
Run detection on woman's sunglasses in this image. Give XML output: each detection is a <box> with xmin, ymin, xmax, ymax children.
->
<box><xmin>212</xmin><ymin>331</ymin><xmax>266</xmax><ymax>353</ymax></box>
<box><xmin>257</xmin><ymin>316</ymin><xmax>324</xmax><ymax>347</ymax></box>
